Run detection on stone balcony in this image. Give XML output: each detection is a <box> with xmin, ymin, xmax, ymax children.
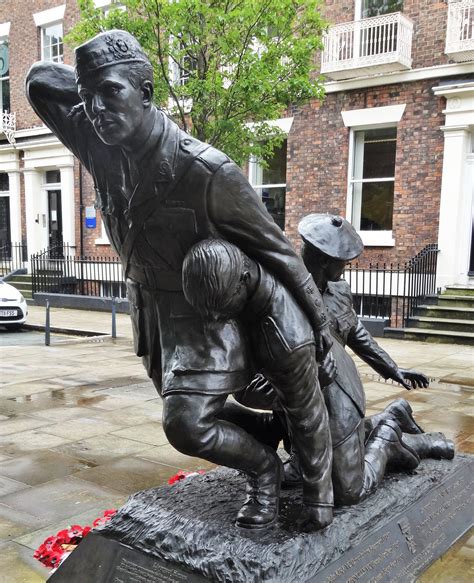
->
<box><xmin>445</xmin><ymin>0</ymin><xmax>474</xmax><ymax>62</ymax></box>
<box><xmin>321</xmin><ymin>12</ymin><xmax>413</xmax><ymax>81</ymax></box>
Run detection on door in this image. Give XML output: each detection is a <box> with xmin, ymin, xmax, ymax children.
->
<box><xmin>0</xmin><ymin>196</ymin><xmax>10</xmax><ymax>248</ymax></box>
<box><xmin>47</xmin><ymin>189</ymin><xmax>63</xmax><ymax>258</ymax></box>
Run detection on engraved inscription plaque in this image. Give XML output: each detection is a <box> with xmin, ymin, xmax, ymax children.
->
<box><xmin>314</xmin><ymin>460</ymin><xmax>473</xmax><ymax>582</ymax></box>
<box><xmin>48</xmin><ymin>534</ymin><xmax>209</xmax><ymax>583</ymax></box>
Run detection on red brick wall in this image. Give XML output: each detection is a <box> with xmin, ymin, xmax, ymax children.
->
<box><xmin>285</xmin><ymin>78</ymin><xmax>447</xmax><ymax>265</ymax></box>
<box><xmin>1</xmin><ymin>0</ymin><xmax>81</xmax><ymax>130</ymax></box>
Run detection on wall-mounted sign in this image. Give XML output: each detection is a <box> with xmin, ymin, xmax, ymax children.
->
<box><xmin>85</xmin><ymin>206</ymin><xmax>96</xmax><ymax>229</ymax></box>
<box><xmin>0</xmin><ymin>43</ymin><xmax>9</xmax><ymax>77</ymax></box>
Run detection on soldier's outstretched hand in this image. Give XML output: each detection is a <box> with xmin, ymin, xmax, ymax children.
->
<box><xmin>392</xmin><ymin>369</ymin><xmax>429</xmax><ymax>390</ymax></box>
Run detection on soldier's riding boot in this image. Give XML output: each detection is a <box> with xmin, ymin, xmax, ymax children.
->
<box><xmin>402</xmin><ymin>432</ymin><xmax>455</xmax><ymax>460</ymax></box>
<box><xmin>262</xmin><ymin>346</ymin><xmax>334</xmax><ymax>530</ymax></box>
<box><xmin>364</xmin><ymin>398</ymin><xmax>424</xmax><ymax>441</ymax></box>
<box><xmin>218</xmin><ymin>401</ymin><xmax>285</xmax><ymax>451</ymax></box>
<box><xmin>236</xmin><ymin>446</ymin><xmax>283</xmax><ymax>529</ymax></box>
<box><xmin>363</xmin><ymin>419</ymin><xmax>420</xmax><ymax>496</ymax></box>
<box><xmin>282</xmin><ymin>448</ymin><xmax>302</xmax><ymax>487</ymax></box>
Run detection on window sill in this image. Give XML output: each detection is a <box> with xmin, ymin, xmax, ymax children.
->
<box><xmin>94</xmin><ymin>238</ymin><xmax>110</xmax><ymax>246</ymax></box>
<box><xmin>358</xmin><ymin>231</ymin><xmax>395</xmax><ymax>247</ymax></box>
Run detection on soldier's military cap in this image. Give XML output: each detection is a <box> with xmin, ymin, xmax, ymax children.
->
<box><xmin>298</xmin><ymin>214</ymin><xmax>364</xmax><ymax>261</ymax></box>
<box><xmin>75</xmin><ymin>30</ymin><xmax>150</xmax><ymax>82</ymax></box>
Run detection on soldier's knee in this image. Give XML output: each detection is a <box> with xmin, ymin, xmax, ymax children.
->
<box><xmin>162</xmin><ymin>395</ymin><xmax>215</xmax><ymax>457</ymax></box>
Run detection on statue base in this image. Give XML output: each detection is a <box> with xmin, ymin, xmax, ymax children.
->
<box><xmin>49</xmin><ymin>454</ymin><xmax>473</xmax><ymax>583</ymax></box>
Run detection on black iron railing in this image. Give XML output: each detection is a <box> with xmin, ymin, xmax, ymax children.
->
<box><xmin>344</xmin><ymin>244</ymin><xmax>439</xmax><ymax>328</ymax></box>
<box><xmin>31</xmin><ymin>245</ymin><xmax>126</xmax><ymax>298</ymax></box>
<box><xmin>30</xmin><ymin>243</ymin><xmax>439</xmax><ymax>328</ymax></box>
<box><xmin>0</xmin><ymin>241</ymin><xmax>28</xmax><ymax>276</ymax></box>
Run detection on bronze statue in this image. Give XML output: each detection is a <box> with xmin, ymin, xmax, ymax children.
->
<box><xmin>183</xmin><ymin>239</ymin><xmax>333</xmax><ymax>528</ymax></box>
<box><xmin>26</xmin><ymin>30</ymin><xmax>334</xmax><ymax>530</ymax></box>
<box><xmin>234</xmin><ymin>214</ymin><xmax>454</xmax><ymax>506</ymax></box>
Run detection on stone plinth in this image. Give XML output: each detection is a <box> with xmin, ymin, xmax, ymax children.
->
<box><xmin>49</xmin><ymin>454</ymin><xmax>473</xmax><ymax>583</ymax></box>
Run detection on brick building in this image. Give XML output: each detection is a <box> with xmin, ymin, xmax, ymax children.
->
<box><xmin>0</xmin><ymin>0</ymin><xmax>473</xmax><ymax>290</ymax></box>
<box><xmin>251</xmin><ymin>0</ymin><xmax>474</xmax><ymax>289</ymax></box>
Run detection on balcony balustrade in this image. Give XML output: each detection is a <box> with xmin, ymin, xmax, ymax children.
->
<box><xmin>0</xmin><ymin>111</ymin><xmax>16</xmax><ymax>145</ymax></box>
<box><xmin>321</xmin><ymin>12</ymin><xmax>413</xmax><ymax>81</ymax></box>
<box><xmin>445</xmin><ymin>0</ymin><xmax>474</xmax><ymax>62</ymax></box>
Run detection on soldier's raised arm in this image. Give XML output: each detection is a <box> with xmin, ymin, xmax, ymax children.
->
<box><xmin>26</xmin><ymin>62</ymin><xmax>86</xmax><ymax>157</ymax></box>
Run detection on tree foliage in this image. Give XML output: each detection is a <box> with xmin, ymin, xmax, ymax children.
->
<box><xmin>68</xmin><ymin>0</ymin><xmax>327</xmax><ymax>165</ymax></box>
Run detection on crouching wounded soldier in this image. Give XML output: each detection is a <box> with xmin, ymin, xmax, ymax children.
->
<box><xmin>183</xmin><ymin>238</ymin><xmax>334</xmax><ymax>529</ymax></box>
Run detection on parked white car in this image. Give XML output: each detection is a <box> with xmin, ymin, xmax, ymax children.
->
<box><xmin>0</xmin><ymin>280</ymin><xmax>28</xmax><ymax>330</ymax></box>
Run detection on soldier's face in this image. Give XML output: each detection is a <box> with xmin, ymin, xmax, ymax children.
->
<box><xmin>78</xmin><ymin>64</ymin><xmax>150</xmax><ymax>147</ymax></box>
<box><xmin>324</xmin><ymin>259</ymin><xmax>347</xmax><ymax>282</ymax></box>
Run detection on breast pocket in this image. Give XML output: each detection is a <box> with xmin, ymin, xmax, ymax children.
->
<box><xmin>141</xmin><ymin>207</ymin><xmax>198</xmax><ymax>271</ymax></box>
<box><xmin>334</xmin><ymin>310</ymin><xmax>358</xmax><ymax>344</ymax></box>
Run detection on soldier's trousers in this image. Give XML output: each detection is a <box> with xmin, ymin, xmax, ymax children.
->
<box><xmin>236</xmin><ymin>345</ymin><xmax>334</xmax><ymax>508</ymax></box>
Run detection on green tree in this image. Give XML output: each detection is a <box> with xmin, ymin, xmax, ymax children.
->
<box><xmin>68</xmin><ymin>0</ymin><xmax>327</xmax><ymax>165</ymax></box>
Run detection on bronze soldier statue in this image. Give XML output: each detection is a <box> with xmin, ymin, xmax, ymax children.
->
<box><xmin>233</xmin><ymin>215</ymin><xmax>454</xmax><ymax>505</ymax></box>
<box><xmin>26</xmin><ymin>30</ymin><xmax>334</xmax><ymax>530</ymax></box>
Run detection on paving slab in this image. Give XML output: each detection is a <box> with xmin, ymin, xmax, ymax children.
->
<box><xmin>0</xmin><ymin>476</ymin><xmax>124</xmax><ymax>523</ymax></box>
<box><xmin>51</xmin><ymin>434</ymin><xmax>156</xmax><ymax>465</ymax></box>
<box><xmin>71</xmin><ymin>457</ymin><xmax>181</xmax><ymax>496</ymax></box>
<box><xmin>0</xmin><ymin>451</ymin><xmax>95</xmax><ymax>486</ymax></box>
<box><xmin>0</xmin><ymin>541</ymin><xmax>49</xmax><ymax>582</ymax></box>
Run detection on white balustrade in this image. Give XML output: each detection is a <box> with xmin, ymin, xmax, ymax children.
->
<box><xmin>445</xmin><ymin>0</ymin><xmax>474</xmax><ymax>62</ymax></box>
<box><xmin>0</xmin><ymin>111</ymin><xmax>16</xmax><ymax>145</ymax></box>
<box><xmin>321</xmin><ymin>12</ymin><xmax>413</xmax><ymax>80</ymax></box>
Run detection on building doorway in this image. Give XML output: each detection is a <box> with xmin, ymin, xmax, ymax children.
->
<box><xmin>0</xmin><ymin>196</ymin><xmax>10</xmax><ymax>247</ymax></box>
<box><xmin>47</xmin><ymin>189</ymin><xmax>63</xmax><ymax>257</ymax></box>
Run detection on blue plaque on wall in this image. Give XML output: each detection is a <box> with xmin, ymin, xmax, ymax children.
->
<box><xmin>85</xmin><ymin>206</ymin><xmax>96</xmax><ymax>229</ymax></box>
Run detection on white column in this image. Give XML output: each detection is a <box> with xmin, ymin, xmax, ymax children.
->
<box><xmin>436</xmin><ymin>125</ymin><xmax>471</xmax><ymax>288</ymax></box>
<box><xmin>7</xmin><ymin>170</ymin><xmax>21</xmax><ymax>244</ymax></box>
<box><xmin>24</xmin><ymin>169</ymin><xmax>48</xmax><ymax>255</ymax></box>
<box><xmin>59</xmin><ymin>165</ymin><xmax>76</xmax><ymax>248</ymax></box>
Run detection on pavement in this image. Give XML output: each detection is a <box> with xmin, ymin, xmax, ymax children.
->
<box><xmin>0</xmin><ymin>304</ymin><xmax>473</xmax><ymax>582</ymax></box>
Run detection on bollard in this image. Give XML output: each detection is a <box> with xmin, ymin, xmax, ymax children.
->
<box><xmin>111</xmin><ymin>296</ymin><xmax>117</xmax><ymax>339</ymax></box>
<box><xmin>45</xmin><ymin>300</ymin><xmax>51</xmax><ymax>346</ymax></box>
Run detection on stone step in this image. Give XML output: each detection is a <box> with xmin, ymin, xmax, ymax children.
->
<box><xmin>414</xmin><ymin>305</ymin><xmax>474</xmax><ymax>321</ymax></box>
<box><xmin>407</xmin><ymin>316</ymin><xmax>474</xmax><ymax>334</ymax></box>
<box><xmin>401</xmin><ymin>327</ymin><xmax>474</xmax><ymax>346</ymax></box>
<box><xmin>6</xmin><ymin>275</ymin><xmax>32</xmax><ymax>284</ymax></box>
<box><xmin>444</xmin><ymin>286</ymin><xmax>474</xmax><ymax>297</ymax></box>
<box><xmin>425</xmin><ymin>294</ymin><xmax>474</xmax><ymax>309</ymax></box>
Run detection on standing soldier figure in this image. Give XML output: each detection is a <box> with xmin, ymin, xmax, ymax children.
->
<box><xmin>26</xmin><ymin>30</ymin><xmax>334</xmax><ymax>529</ymax></box>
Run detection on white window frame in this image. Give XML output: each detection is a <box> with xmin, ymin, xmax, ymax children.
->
<box><xmin>356</xmin><ymin>0</ymin><xmax>404</xmax><ymax>20</ymax></box>
<box><xmin>95</xmin><ymin>219</ymin><xmax>110</xmax><ymax>246</ymax></box>
<box><xmin>248</xmin><ymin>118</ymin><xmax>293</xmax><ymax>231</ymax></box>
<box><xmin>40</xmin><ymin>21</ymin><xmax>64</xmax><ymax>64</ymax></box>
<box><xmin>33</xmin><ymin>5</ymin><xmax>65</xmax><ymax>64</ymax></box>
<box><xmin>93</xmin><ymin>0</ymin><xmax>126</xmax><ymax>15</ymax></box>
<box><xmin>343</xmin><ymin>105</ymin><xmax>405</xmax><ymax>247</ymax></box>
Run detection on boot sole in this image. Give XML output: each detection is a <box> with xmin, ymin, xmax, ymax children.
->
<box><xmin>235</xmin><ymin>511</ymin><xmax>279</xmax><ymax>530</ymax></box>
